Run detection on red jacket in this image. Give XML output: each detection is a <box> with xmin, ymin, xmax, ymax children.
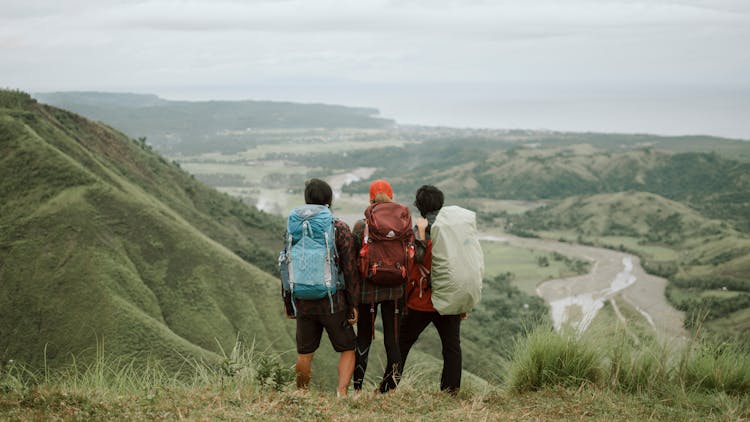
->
<box><xmin>405</xmin><ymin>238</ymin><xmax>436</xmax><ymax>312</ymax></box>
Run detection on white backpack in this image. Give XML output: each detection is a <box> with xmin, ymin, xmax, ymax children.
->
<box><xmin>430</xmin><ymin>206</ymin><xmax>484</xmax><ymax>315</ymax></box>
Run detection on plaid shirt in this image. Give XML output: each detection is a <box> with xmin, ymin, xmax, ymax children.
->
<box><xmin>352</xmin><ymin>219</ymin><xmax>405</xmax><ymax>305</ymax></box>
<box><xmin>282</xmin><ymin>218</ymin><xmax>361</xmax><ymax>316</ymax></box>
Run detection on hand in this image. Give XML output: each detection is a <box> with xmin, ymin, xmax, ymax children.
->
<box><xmin>347</xmin><ymin>308</ymin><xmax>359</xmax><ymax>325</ymax></box>
<box><xmin>416</xmin><ymin>217</ymin><xmax>428</xmax><ymax>239</ymax></box>
<box><xmin>460</xmin><ymin>312</ymin><xmax>468</xmax><ymax>321</ymax></box>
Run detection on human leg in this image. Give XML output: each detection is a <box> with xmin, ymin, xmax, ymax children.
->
<box><xmin>353</xmin><ymin>303</ymin><xmax>376</xmax><ymax>390</ymax></box>
<box><xmin>295</xmin><ymin>314</ymin><xmax>324</xmax><ymax>390</ymax></box>
<box><xmin>379</xmin><ymin>300</ymin><xmax>401</xmax><ymax>392</ymax></box>
<box><xmin>321</xmin><ymin>310</ymin><xmax>357</xmax><ymax>397</ymax></box>
<box><xmin>337</xmin><ymin>350</ymin><xmax>355</xmax><ymax>397</ymax></box>
<box><xmin>434</xmin><ymin>314</ymin><xmax>462</xmax><ymax>394</ymax></box>
<box><xmin>296</xmin><ymin>353</ymin><xmax>314</xmax><ymax>389</ymax></box>
<box><xmin>398</xmin><ymin>308</ymin><xmax>434</xmax><ymax>373</ymax></box>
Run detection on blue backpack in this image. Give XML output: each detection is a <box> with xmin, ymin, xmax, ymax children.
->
<box><xmin>279</xmin><ymin>205</ymin><xmax>343</xmax><ymax>315</ymax></box>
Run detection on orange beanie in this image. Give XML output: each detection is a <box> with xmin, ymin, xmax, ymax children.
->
<box><xmin>369</xmin><ymin>179</ymin><xmax>393</xmax><ymax>201</ymax></box>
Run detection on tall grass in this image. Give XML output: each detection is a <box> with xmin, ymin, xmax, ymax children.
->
<box><xmin>507</xmin><ymin>324</ymin><xmax>750</xmax><ymax>398</ymax></box>
<box><xmin>507</xmin><ymin>327</ymin><xmax>601</xmax><ymax>391</ymax></box>
<box><xmin>606</xmin><ymin>328</ymin><xmax>672</xmax><ymax>394</ymax></box>
<box><xmin>0</xmin><ymin>338</ymin><xmax>295</xmax><ymax>400</ymax></box>
<box><xmin>2</xmin><ymin>332</ymin><xmax>748</xmax><ymax>420</ymax></box>
<box><xmin>677</xmin><ymin>339</ymin><xmax>750</xmax><ymax>395</ymax></box>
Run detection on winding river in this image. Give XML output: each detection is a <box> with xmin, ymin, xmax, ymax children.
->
<box><xmin>480</xmin><ymin>234</ymin><xmax>687</xmax><ymax>340</ymax></box>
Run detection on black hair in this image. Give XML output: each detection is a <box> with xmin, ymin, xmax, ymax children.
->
<box><xmin>304</xmin><ymin>178</ymin><xmax>333</xmax><ymax>206</ymax></box>
<box><xmin>414</xmin><ymin>185</ymin><xmax>444</xmax><ymax>217</ymax></box>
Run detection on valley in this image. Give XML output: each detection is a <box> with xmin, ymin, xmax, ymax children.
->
<box><xmin>6</xmin><ymin>90</ymin><xmax>749</xmax><ymax>391</ymax></box>
<box><xmin>494</xmin><ymin>234</ymin><xmax>686</xmax><ymax>340</ymax></box>
<box><xmin>33</xmin><ymin>92</ymin><xmax>750</xmax><ymax>343</ymax></box>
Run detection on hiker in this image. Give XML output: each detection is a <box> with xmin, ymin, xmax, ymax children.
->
<box><xmin>280</xmin><ymin>178</ymin><xmax>360</xmax><ymax>397</ymax></box>
<box><xmin>399</xmin><ymin>185</ymin><xmax>483</xmax><ymax>395</ymax></box>
<box><xmin>352</xmin><ymin>179</ymin><xmax>414</xmax><ymax>393</ymax></box>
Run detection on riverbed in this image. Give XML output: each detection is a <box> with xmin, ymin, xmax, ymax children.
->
<box><xmin>483</xmin><ymin>234</ymin><xmax>686</xmax><ymax>340</ymax></box>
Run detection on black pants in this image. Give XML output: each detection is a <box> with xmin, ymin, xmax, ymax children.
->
<box><xmin>354</xmin><ymin>300</ymin><xmax>401</xmax><ymax>392</ymax></box>
<box><xmin>399</xmin><ymin>308</ymin><xmax>462</xmax><ymax>393</ymax></box>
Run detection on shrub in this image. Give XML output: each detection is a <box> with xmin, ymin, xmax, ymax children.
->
<box><xmin>507</xmin><ymin>327</ymin><xmax>602</xmax><ymax>392</ymax></box>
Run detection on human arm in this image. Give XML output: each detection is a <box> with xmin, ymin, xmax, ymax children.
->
<box><xmin>413</xmin><ymin>217</ymin><xmax>430</xmax><ymax>264</ymax></box>
<box><xmin>336</xmin><ymin>219</ymin><xmax>361</xmax><ymax>311</ymax></box>
<box><xmin>281</xmin><ymin>271</ymin><xmax>295</xmax><ymax>318</ymax></box>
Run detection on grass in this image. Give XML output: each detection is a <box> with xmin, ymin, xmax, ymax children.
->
<box><xmin>594</xmin><ymin>235</ymin><xmax>679</xmax><ymax>261</ymax></box>
<box><xmin>1</xmin><ymin>91</ymin><xmax>300</xmax><ymax>378</ymax></box>
<box><xmin>481</xmin><ymin>241</ymin><xmax>588</xmax><ymax>295</ymax></box>
<box><xmin>507</xmin><ymin>324</ymin><xmax>750</xmax><ymax>397</ymax></box>
<box><xmin>508</xmin><ymin>327</ymin><xmax>602</xmax><ymax>391</ymax></box>
<box><xmin>6</xmin><ymin>383</ymin><xmax>746</xmax><ymax>420</ymax></box>
<box><xmin>705</xmin><ymin>307</ymin><xmax>750</xmax><ymax>338</ymax></box>
<box><xmin>2</xmin><ymin>332</ymin><xmax>748</xmax><ymax>420</ymax></box>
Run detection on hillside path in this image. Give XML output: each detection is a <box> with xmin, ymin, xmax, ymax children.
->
<box><xmin>480</xmin><ymin>234</ymin><xmax>687</xmax><ymax>340</ymax></box>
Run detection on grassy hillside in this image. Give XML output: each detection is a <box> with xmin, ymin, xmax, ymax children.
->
<box><xmin>0</xmin><ymin>90</ymin><xmax>296</xmax><ymax>371</ymax></box>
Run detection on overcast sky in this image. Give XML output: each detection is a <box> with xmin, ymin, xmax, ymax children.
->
<box><xmin>2</xmin><ymin>0</ymin><xmax>750</xmax><ymax>138</ymax></box>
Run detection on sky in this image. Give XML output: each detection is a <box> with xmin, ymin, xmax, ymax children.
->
<box><xmin>2</xmin><ymin>0</ymin><xmax>750</xmax><ymax>138</ymax></box>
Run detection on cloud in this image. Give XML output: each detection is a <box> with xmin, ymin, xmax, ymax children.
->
<box><xmin>1</xmin><ymin>0</ymin><xmax>748</xmax><ymax>122</ymax></box>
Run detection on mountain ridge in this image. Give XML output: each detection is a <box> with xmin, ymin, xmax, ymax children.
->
<box><xmin>1</xmin><ymin>91</ymin><xmax>294</xmax><ymax>370</ymax></box>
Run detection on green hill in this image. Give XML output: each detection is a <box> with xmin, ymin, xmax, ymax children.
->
<box><xmin>0</xmin><ymin>90</ymin><xmax>295</xmax><ymax>370</ymax></box>
<box><xmin>343</xmin><ymin>144</ymin><xmax>750</xmax><ymax>232</ymax></box>
<box><xmin>32</xmin><ymin>91</ymin><xmax>395</xmax><ymax>155</ymax></box>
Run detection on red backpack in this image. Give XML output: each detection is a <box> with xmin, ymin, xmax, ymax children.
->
<box><xmin>359</xmin><ymin>202</ymin><xmax>414</xmax><ymax>286</ymax></box>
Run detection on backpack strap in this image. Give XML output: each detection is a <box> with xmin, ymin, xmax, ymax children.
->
<box><xmin>331</xmin><ymin>219</ymin><xmax>343</xmax><ymax>287</ymax></box>
<box><xmin>286</xmin><ymin>233</ymin><xmax>297</xmax><ymax>316</ymax></box>
<box><xmin>418</xmin><ymin>264</ymin><xmax>430</xmax><ymax>299</ymax></box>
<box><xmin>363</xmin><ymin>220</ymin><xmax>369</xmax><ymax>245</ymax></box>
<box><xmin>324</xmin><ymin>230</ymin><xmax>334</xmax><ymax>314</ymax></box>
<box><xmin>370</xmin><ymin>302</ymin><xmax>376</xmax><ymax>340</ymax></box>
<box><xmin>394</xmin><ymin>301</ymin><xmax>400</xmax><ymax>343</ymax></box>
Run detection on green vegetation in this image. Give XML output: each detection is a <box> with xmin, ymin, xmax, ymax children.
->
<box><xmin>1</xmin><ymin>330</ymin><xmax>747</xmax><ymax>420</ymax></box>
<box><xmin>31</xmin><ymin>88</ymin><xmax>750</xmax><ymax>344</ymax></box>
<box><xmin>33</xmin><ymin>92</ymin><xmax>395</xmax><ymax>155</ymax></box>
<box><xmin>0</xmin><ymin>90</ymin><xmax>296</xmax><ymax>376</ymax></box>
<box><xmin>509</xmin><ymin>325</ymin><xmax>750</xmax><ymax>397</ymax></box>
<box><xmin>481</xmin><ymin>242</ymin><xmax>589</xmax><ymax>295</ymax></box>
<box><xmin>4</xmin><ymin>88</ymin><xmax>750</xmax><ymax>418</ymax></box>
<box><xmin>507</xmin><ymin>191</ymin><xmax>750</xmax><ymax>339</ymax></box>
<box><xmin>1</xmin><ymin>89</ymin><xmax>554</xmax><ymax>391</ymax></box>
<box><xmin>508</xmin><ymin>328</ymin><xmax>602</xmax><ymax>391</ymax></box>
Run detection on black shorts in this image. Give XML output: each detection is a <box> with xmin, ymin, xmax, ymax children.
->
<box><xmin>296</xmin><ymin>310</ymin><xmax>356</xmax><ymax>354</ymax></box>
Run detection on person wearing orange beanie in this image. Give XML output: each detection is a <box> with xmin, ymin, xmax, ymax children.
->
<box><xmin>352</xmin><ymin>179</ymin><xmax>413</xmax><ymax>393</ymax></box>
